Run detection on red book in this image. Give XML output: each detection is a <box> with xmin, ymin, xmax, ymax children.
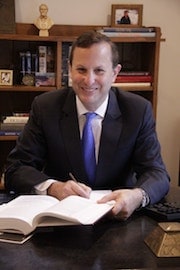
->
<box><xmin>115</xmin><ymin>75</ymin><xmax>152</xmax><ymax>83</ymax></box>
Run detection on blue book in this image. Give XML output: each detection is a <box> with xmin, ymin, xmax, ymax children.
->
<box><xmin>0</xmin><ymin>131</ymin><xmax>21</xmax><ymax>136</ymax></box>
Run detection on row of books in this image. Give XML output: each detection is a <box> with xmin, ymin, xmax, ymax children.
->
<box><xmin>0</xmin><ymin>114</ymin><xmax>29</xmax><ymax>136</ymax></box>
<box><xmin>20</xmin><ymin>46</ymin><xmax>54</xmax><ymax>75</ymax></box>
<box><xmin>61</xmin><ymin>42</ymin><xmax>72</xmax><ymax>87</ymax></box>
<box><xmin>115</xmin><ymin>72</ymin><xmax>152</xmax><ymax>82</ymax></box>
<box><xmin>97</xmin><ymin>27</ymin><xmax>156</xmax><ymax>37</ymax></box>
<box><xmin>19</xmin><ymin>46</ymin><xmax>55</xmax><ymax>86</ymax></box>
<box><xmin>112</xmin><ymin>71</ymin><xmax>152</xmax><ymax>87</ymax></box>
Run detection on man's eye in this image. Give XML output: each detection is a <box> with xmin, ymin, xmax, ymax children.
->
<box><xmin>77</xmin><ymin>68</ymin><xmax>86</xmax><ymax>74</ymax></box>
<box><xmin>95</xmin><ymin>69</ymin><xmax>105</xmax><ymax>74</ymax></box>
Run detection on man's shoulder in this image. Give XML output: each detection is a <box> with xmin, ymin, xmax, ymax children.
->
<box><xmin>110</xmin><ymin>87</ymin><xmax>152</xmax><ymax>116</ymax></box>
<box><xmin>35</xmin><ymin>87</ymin><xmax>73</xmax><ymax>103</ymax></box>
<box><xmin>111</xmin><ymin>87</ymin><xmax>149</xmax><ymax>105</ymax></box>
<box><xmin>31</xmin><ymin>88</ymin><xmax>75</xmax><ymax>114</ymax></box>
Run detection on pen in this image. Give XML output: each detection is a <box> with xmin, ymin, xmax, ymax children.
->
<box><xmin>69</xmin><ymin>172</ymin><xmax>78</xmax><ymax>183</ymax></box>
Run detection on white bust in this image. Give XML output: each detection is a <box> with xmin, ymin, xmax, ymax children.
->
<box><xmin>34</xmin><ymin>4</ymin><xmax>54</xmax><ymax>37</ymax></box>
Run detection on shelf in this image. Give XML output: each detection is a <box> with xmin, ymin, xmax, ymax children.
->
<box><xmin>0</xmin><ymin>136</ymin><xmax>18</xmax><ymax>141</ymax></box>
<box><xmin>0</xmin><ymin>85</ymin><xmax>57</xmax><ymax>92</ymax></box>
<box><xmin>0</xmin><ymin>33</ymin><xmax>77</xmax><ymax>42</ymax></box>
<box><xmin>112</xmin><ymin>85</ymin><xmax>153</xmax><ymax>91</ymax></box>
<box><xmin>0</xmin><ymin>33</ymin><xmax>158</xmax><ymax>43</ymax></box>
<box><xmin>0</xmin><ymin>23</ymin><xmax>162</xmax><ymax>186</ymax></box>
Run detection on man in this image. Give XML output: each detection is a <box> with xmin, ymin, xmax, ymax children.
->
<box><xmin>5</xmin><ymin>31</ymin><xmax>169</xmax><ymax>220</ymax></box>
<box><xmin>119</xmin><ymin>10</ymin><xmax>131</xmax><ymax>24</ymax></box>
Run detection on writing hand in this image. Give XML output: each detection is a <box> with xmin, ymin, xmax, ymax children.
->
<box><xmin>47</xmin><ymin>180</ymin><xmax>92</xmax><ymax>200</ymax></box>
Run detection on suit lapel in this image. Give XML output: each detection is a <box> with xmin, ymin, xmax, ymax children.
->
<box><xmin>96</xmin><ymin>90</ymin><xmax>122</xmax><ymax>184</ymax></box>
<box><xmin>60</xmin><ymin>91</ymin><xmax>87</xmax><ymax>182</ymax></box>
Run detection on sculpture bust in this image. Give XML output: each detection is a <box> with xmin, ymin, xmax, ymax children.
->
<box><xmin>34</xmin><ymin>4</ymin><xmax>54</xmax><ymax>37</ymax></box>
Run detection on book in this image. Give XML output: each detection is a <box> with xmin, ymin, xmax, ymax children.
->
<box><xmin>2</xmin><ymin>116</ymin><xmax>29</xmax><ymax>124</ymax></box>
<box><xmin>112</xmin><ymin>82</ymin><xmax>151</xmax><ymax>87</ymax></box>
<box><xmin>97</xmin><ymin>29</ymin><xmax>156</xmax><ymax>37</ymax></box>
<box><xmin>32</xmin><ymin>53</ymin><xmax>39</xmax><ymax>74</ymax></box>
<box><xmin>0</xmin><ymin>131</ymin><xmax>21</xmax><ymax>136</ymax></box>
<box><xmin>0</xmin><ymin>191</ymin><xmax>113</xmax><ymax>236</ymax></box>
<box><xmin>62</xmin><ymin>42</ymin><xmax>72</xmax><ymax>87</ymax></box>
<box><xmin>46</xmin><ymin>46</ymin><xmax>55</xmax><ymax>72</ymax></box>
<box><xmin>19</xmin><ymin>52</ymin><xmax>26</xmax><ymax>77</ymax></box>
<box><xmin>101</xmin><ymin>27</ymin><xmax>155</xmax><ymax>33</ymax></box>
<box><xmin>0</xmin><ymin>123</ymin><xmax>25</xmax><ymax>131</ymax></box>
<box><xmin>0</xmin><ymin>232</ymin><xmax>33</xmax><ymax>244</ymax></box>
<box><xmin>38</xmin><ymin>46</ymin><xmax>47</xmax><ymax>73</ymax></box>
<box><xmin>35</xmin><ymin>72</ymin><xmax>55</xmax><ymax>86</ymax></box>
<box><xmin>115</xmin><ymin>75</ymin><xmax>152</xmax><ymax>83</ymax></box>
<box><xmin>25</xmin><ymin>51</ymin><xmax>32</xmax><ymax>74</ymax></box>
<box><xmin>119</xmin><ymin>71</ymin><xmax>150</xmax><ymax>76</ymax></box>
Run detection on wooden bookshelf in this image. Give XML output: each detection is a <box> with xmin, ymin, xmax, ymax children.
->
<box><xmin>0</xmin><ymin>23</ymin><xmax>163</xmax><ymax>188</ymax></box>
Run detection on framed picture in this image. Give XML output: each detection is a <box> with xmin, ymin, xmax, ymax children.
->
<box><xmin>111</xmin><ymin>4</ymin><xmax>143</xmax><ymax>27</ymax></box>
<box><xmin>0</xmin><ymin>0</ymin><xmax>16</xmax><ymax>34</ymax></box>
<box><xmin>0</xmin><ymin>70</ymin><xmax>13</xmax><ymax>86</ymax></box>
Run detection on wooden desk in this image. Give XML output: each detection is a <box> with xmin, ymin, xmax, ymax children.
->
<box><xmin>0</xmin><ymin>188</ymin><xmax>179</xmax><ymax>270</ymax></box>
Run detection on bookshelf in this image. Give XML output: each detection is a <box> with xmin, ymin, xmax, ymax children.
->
<box><xmin>0</xmin><ymin>23</ymin><xmax>163</xmax><ymax>189</ymax></box>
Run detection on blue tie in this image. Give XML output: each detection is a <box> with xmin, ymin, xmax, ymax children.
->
<box><xmin>82</xmin><ymin>112</ymin><xmax>96</xmax><ymax>184</ymax></box>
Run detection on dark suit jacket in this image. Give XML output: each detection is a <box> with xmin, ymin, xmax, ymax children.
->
<box><xmin>5</xmin><ymin>88</ymin><xmax>170</xmax><ymax>204</ymax></box>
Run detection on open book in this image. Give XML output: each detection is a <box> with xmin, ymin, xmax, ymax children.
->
<box><xmin>0</xmin><ymin>190</ymin><xmax>113</xmax><ymax>236</ymax></box>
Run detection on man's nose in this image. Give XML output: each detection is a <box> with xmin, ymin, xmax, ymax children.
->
<box><xmin>83</xmin><ymin>71</ymin><xmax>95</xmax><ymax>85</ymax></box>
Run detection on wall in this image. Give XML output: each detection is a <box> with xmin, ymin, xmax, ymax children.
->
<box><xmin>15</xmin><ymin>0</ymin><xmax>180</xmax><ymax>186</ymax></box>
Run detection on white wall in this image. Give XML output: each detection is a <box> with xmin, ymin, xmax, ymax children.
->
<box><xmin>15</xmin><ymin>0</ymin><xmax>180</xmax><ymax>186</ymax></box>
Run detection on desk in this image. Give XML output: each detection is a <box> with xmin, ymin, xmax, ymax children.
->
<box><xmin>0</xmin><ymin>187</ymin><xmax>179</xmax><ymax>270</ymax></box>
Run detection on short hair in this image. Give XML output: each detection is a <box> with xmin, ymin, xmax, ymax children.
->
<box><xmin>69</xmin><ymin>31</ymin><xmax>119</xmax><ymax>68</ymax></box>
<box><xmin>39</xmin><ymin>4</ymin><xmax>48</xmax><ymax>11</ymax></box>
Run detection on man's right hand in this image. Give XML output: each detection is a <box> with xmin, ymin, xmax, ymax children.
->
<box><xmin>47</xmin><ymin>180</ymin><xmax>91</xmax><ymax>200</ymax></box>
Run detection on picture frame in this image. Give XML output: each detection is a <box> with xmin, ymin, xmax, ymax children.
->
<box><xmin>0</xmin><ymin>0</ymin><xmax>16</xmax><ymax>34</ymax></box>
<box><xmin>111</xmin><ymin>4</ymin><xmax>143</xmax><ymax>27</ymax></box>
<box><xmin>0</xmin><ymin>70</ymin><xmax>13</xmax><ymax>86</ymax></box>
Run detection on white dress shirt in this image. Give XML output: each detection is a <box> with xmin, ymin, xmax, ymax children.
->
<box><xmin>35</xmin><ymin>94</ymin><xmax>109</xmax><ymax>194</ymax></box>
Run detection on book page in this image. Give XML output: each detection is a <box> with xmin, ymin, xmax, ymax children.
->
<box><xmin>35</xmin><ymin>194</ymin><xmax>114</xmax><ymax>226</ymax></box>
<box><xmin>0</xmin><ymin>195</ymin><xmax>59</xmax><ymax>235</ymax></box>
<box><xmin>89</xmin><ymin>190</ymin><xmax>112</xmax><ymax>202</ymax></box>
<box><xmin>0</xmin><ymin>190</ymin><xmax>113</xmax><ymax>234</ymax></box>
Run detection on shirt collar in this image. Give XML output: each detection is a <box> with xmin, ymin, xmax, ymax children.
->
<box><xmin>76</xmin><ymin>95</ymin><xmax>109</xmax><ymax>118</ymax></box>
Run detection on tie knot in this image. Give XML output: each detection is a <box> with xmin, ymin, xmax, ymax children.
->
<box><xmin>85</xmin><ymin>112</ymin><xmax>96</xmax><ymax>121</ymax></box>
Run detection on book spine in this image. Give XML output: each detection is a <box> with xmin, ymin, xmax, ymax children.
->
<box><xmin>19</xmin><ymin>52</ymin><xmax>26</xmax><ymax>76</ymax></box>
<box><xmin>3</xmin><ymin>116</ymin><xmax>29</xmax><ymax>124</ymax></box>
<box><xmin>0</xmin><ymin>131</ymin><xmax>21</xmax><ymax>136</ymax></box>
<box><xmin>98</xmin><ymin>30</ymin><xmax>156</xmax><ymax>37</ymax></box>
<box><xmin>25</xmin><ymin>51</ymin><xmax>32</xmax><ymax>74</ymax></box>
<box><xmin>112</xmin><ymin>82</ymin><xmax>151</xmax><ymax>87</ymax></box>
<box><xmin>13</xmin><ymin>113</ymin><xmax>29</xmax><ymax>117</ymax></box>
<box><xmin>0</xmin><ymin>123</ymin><xmax>25</xmax><ymax>131</ymax></box>
<box><xmin>119</xmin><ymin>71</ymin><xmax>150</xmax><ymax>76</ymax></box>
<box><xmin>38</xmin><ymin>46</ymin><xmax>47</xmax><ymax>73</ymax></box>
<box><xmin>32</xmin><ymin>53</ymin><xmax>38</xmax><ymax>74</ymax></box>
<box><xmin>46</xmin><ymin>46</ymin><xmax>55</xmax><ymax>72</ymax></box>
<box><xmin>115</xmin><ymin>75</ymin><xmax>152</xmax><ymax>83</ymax></box>
<box><xmin>102</xmin><ymin>27</ymin><xmax>155</xmax><ymax>33</ymax></box>
<box><xmin>62</xmin><ymin>42</ymin><xmax>72</xmax><ymax>87</ymax></box>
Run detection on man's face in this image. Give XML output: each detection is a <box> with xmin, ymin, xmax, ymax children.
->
<box><xmin>69</xmin><ymin>42</ymin><xmax>121</xmax><ymax>111</ymax></box>
<box><xmin>40</xmin><ymin>5</ymin><xmax>48</xmax><ymax>17</ymax></box>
